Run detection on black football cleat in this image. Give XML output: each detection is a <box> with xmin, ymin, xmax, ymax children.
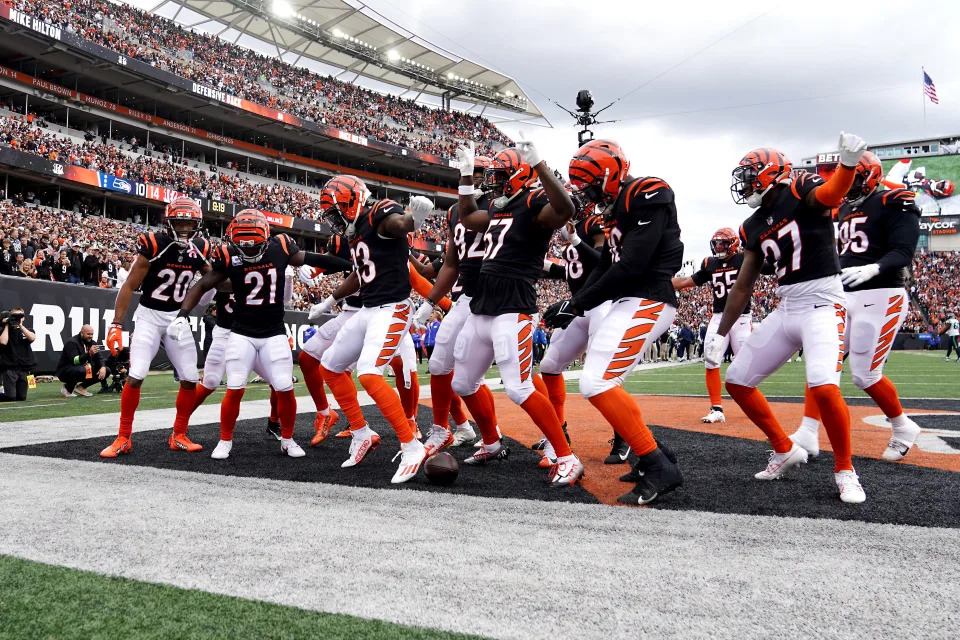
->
<box><xmin>617</xmin><ymin>448</ymin><xmax>683</xmax><ymax>506</ymax></box>
<box><xmin>620</xmin><ymin>438</ymin><xmax>676</xmax><ymax>481</ymax></box>
<box><xmin>266</xmin><ymin>419</ymin><xmax>282</xmax><ymax>440</ymax></box>
<box><xmin>603</xmin><ymin>432</ymin><xmax>631</xmax><ymax>464</ymax></box>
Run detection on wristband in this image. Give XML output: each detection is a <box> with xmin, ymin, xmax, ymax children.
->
<box><xmin>73</xmin><ymin>355</ymin><xmax>81</xmax><ymax>365</ymax></box>
<box><xmin>177</xmin><ymin>309</ymin><xmax>190</xmax><ymax>318</ymax></box>
<box><xmin>458</xmin><ymin>184</ymin><xmax>475</xmax><ymax>196</ymax></box>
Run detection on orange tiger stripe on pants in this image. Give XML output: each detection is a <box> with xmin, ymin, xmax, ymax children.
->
<box><xmin>602</xmin><ymin>301</ymin><xmax>664</xmax><ymax>380</ymax></box>
<box><xmin>871</xmin><ymin>294</ymin><xmax>903</xmax><ymax>370</ymax></box>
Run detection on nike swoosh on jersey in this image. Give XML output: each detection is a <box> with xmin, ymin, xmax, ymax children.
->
<box><xmin>645</xmin><ymin>192</ymin><xmax>658</xmax><ymax>199</ymax></box>
<box><xmin>638</xmin><ymin>220</ymin><xmax>652</xmax><ymax>226</ymax></box>
<box><xmin>863</xmin><ymin>303</ymin><xmax>875</xmax><ymax>307</ymax></box>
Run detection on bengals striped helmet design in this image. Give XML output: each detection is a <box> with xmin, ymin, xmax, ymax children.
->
<box><xmin>483</xmin><ymin>149</ymin><xmax>535</xmax><ymax>197</ymax></box>
<box><xmin>731</xmin><ymin>148</ymin><xmax>792</xmax><ymax>207</ymax></box>
<box><xmin>568</xmin><ymin>139</ymin><xmax>631</xmax><ymax>205</ymax></box>
<box><xmin>227</xmin><ymin>208</ymin><xmax>270</xmax><ymax>262</ymax></box>
<box><xmin>846</xmin><ymin>151</ymin><xmax>882</xmax><ymax>202</ymax></box>
<box><xmin>710</xmin><ymin>227</ymin><xmax>741</xmax><ymax>259</ymax></box>
<box><xmin>163</xmin><ymin>196</ymin><xmax>202</xmax><ymax>241</ymax></box>
<box><xmin>320</xmin><ymin>175</ymin><xmax>369</xmax><ymax>235</ymax></box>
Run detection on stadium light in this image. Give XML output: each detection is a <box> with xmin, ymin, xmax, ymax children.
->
<box><xmin>388</xmin><ymin>50</ymin><xmax>400</xmax><ymax>61</ymax></box>
<box><xmin>271</xmin><ymin>0</ymin><xmax>295</xmax><ymax>19</ymax></box>
<box><xmin>332</xmin><ymin>29</ymin><xmax>343</xmax><ymax>38</ymax></box>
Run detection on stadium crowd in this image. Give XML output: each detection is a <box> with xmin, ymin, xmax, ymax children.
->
<box><xmin>9</xmin><ymin>0</ymin><xmax>513</xmax><ymax>161</ymax></box>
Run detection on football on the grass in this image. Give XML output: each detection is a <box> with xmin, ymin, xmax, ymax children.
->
<box><xmin>424</xmin><ymin>452</ymin><xmax>459</xmax><ymax>486</ymax></box>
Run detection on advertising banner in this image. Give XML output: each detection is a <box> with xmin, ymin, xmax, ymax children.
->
<box><xmin>0</xmin><ymin>276</ymin><xmax>321</xmax><ymax>374</ymax></box>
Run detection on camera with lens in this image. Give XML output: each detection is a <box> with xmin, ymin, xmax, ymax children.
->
<box><xmin>576</xmin><ymin>90</ymin><xmax>594</xmax><ymax>113</ymax></box>
<box><xmin>7</xmin><ymin>311</ymin><xmax>23</xmax><ymax>327</ymax></box>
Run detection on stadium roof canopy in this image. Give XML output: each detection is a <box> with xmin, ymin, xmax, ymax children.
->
<box><xmin>150</xmin><ymin>0</ymin><xmax>544</xmax><ymax>122</ymax></box>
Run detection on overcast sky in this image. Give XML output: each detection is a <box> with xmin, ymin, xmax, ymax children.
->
<box><xmin>131</xmin><ymin>0</ymin><xmax>959</xmax><ymax>261</ymax></box>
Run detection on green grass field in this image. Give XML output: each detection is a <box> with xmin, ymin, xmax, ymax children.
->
<box><xmin>0</xmin><ymin>555</ymin><xmax>481</xmax><ymax>640</ymax></box>
<box><xmin>4</xmin><ymin>351</ymin><xmax>955</xmax><ymax>423</ymax></box>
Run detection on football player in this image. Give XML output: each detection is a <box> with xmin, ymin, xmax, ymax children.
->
<box><xmin>943</xmin><ymin>313</ymin><xmax>959</xmax><ymax>362</ymax></box>
<box><xmin>451</xmin><ymin>137</ymin><xmax>585</xmax><ymax>486</ymax></box>
<box><xmin>312</xmin><ymin>176</ymin><xmax>432</xmax><ymax>484</ymax></box>
<box><xmin>705</xmin><ymin>133</ymin><xmax>868</xmax><ymax>504</ymax></box>
<box><xmin>672</xmin><ymin>228</ymin><xmax>775</xmax><ymax>424</ymax></box>
<box><xmin>412</xmin><ymin>155</ymin><xmax>503</xmax><ymax>457</ymax></box>
<box><xmin>544</xmin><ymin>139</ymin><xmax>684</xmax><ymax>505</ymax></box>
<box><xmin>538</xmin><ymin>213</ymin><xmax>616</xmax><ymax>463</ymax></box>
<box><xmin>174</xmin><ymin>210</ymin><xmax>352</xmax><ymax>459</ymax></box>
<box><xmin>100</xmin><ymin>197</ymin><xmax>211</xmax><ymax>458</ymax></box>
<box><xmin>788</xmin><ymin>151</ymin><xmax>922</xmax><ymax>461</ymax></box>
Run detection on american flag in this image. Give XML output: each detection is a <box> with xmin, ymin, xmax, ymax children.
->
<box><xmin>923</xmin><ymin>70</ymin><xmax>939</xmax><ymax>104</ymax></box>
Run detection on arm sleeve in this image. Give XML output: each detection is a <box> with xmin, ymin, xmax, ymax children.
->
<box><xmin>574</xmin><ymin>242</ymin><xmax>601</xmax><ymax>271</ymax></box>
<box><xmin>877</xmin><ymin>208</ymin><xmax>921</xmax><ymax>274</ymax></box>
<box><xmin>302</xmin><ymin>252</ymin><xmax>353</xmax><ymax>273</ymax></box>
<box><xmin>409</xmin><ymin>268</ymin><xmax>452</xmax><ymax>311</ymax></box>
<box><xmin>544</xmin><ymin>262</ymin><xmax>566</xmax><ymax>280</ymax></box>
<box><xmin>690</xmin><ymin>259</ymin><xmax>712</xmax><ymax>286</ymax></box>
<box><xmin>573</xmin><ymin>206</ymin><xmax>669</xmax><ymax>311</ymax></box>
<box><xmin>810</xmin><ymin>166</ymin><xmax>855</xmax><ymax>208</ymax></box>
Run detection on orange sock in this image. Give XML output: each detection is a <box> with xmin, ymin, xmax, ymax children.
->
<box><xmin>390</xmin><ymin>358</ymin><xmax>420</xmax><ymax>419</ymax></box>
<box><xmin>726</xmin><ymin>382</ymin><xmax>792</xmax><ymax>453</ymax></box>
<box><xmin>319</xmin><ymin>365</ymin><xmax>366</xmax><ymax>430</ymax></box>
<box><xmin>275</xmin><ymin>388</ymin><xmax>297</xmax><ymax>439</ymax></box>
<box><xmin>298</xmin><ymin>351</ymin><xmax>329</xmax><ymax>412</ymax></box>
<box><xmin>192</xmin><ymin>384</ymin><xmax>216</xmax><ymax>412</ymax></box>
<box><xmin>809</xmin><ymin>384</ymin><xmax>852</xmax><ymax>472</ymax></box>
<box><xmin>430</xmin><ymin>371</ymin><xmax>455</xmax><ymax>427</ymax></box>
<box><xmin>587</xmin><ymin>387</ymin><xmax>657</xmax><ymax>457</ymax></box>
<box><xmin>118</xmin><ymin>383</ymin><xmax>141</xmax><ymax>438</ymax></box>
<box><xmin>520</xmin><ymin>390</ymin><xmax>571</xmax><ymax>458</ymax></box>
<box><xmin>269</xmin><ymin>388</ymin><xmax>279</xmax><ymax>423</ymax></box>
<box><xmin>358</xmin><ymin>374</ymin><xmax>413</xmax><ymax>443</ymax></box>
<box><xmin>220</xmin><ymin>388</ymin><xmax>245</xmax><ymax>441</ymax></box>
<box><xmin>541</xmin><ymin>373</ymin><xmax>567</xmax><ymax>424</ymax></box>
<box><xmin>705</xmin><ymin>367</ymin><xmax>722</xmax><ymax>407</ymax></box>
<box><xmin>449</xmin><ymin>393</ymin><xmax>469</xmax><ymax>426</ymax></box>
<box><xmin>863</xmin><ymin>376</ymin><xmax>903</xmax><ymax>419</ymax></box>
<box><xmin>461</xmin><ymin>386</ymin><xmax>499</xmax><ymax>445</ymax></box>
<box><xmin>803</xmin><ymin>384</ymin><xmax>821</xmax><ymax>421</ymax></box>
<box><xmin>172</xmin><ymin>386</ymin><xmax>196</xmax><ymax>436</ymax></box>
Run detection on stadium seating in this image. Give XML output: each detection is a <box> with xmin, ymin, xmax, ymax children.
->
<box><xmin>9</xmin><ymin>0</ymin><xmax>513</xmax><ymax>161</ymax></box>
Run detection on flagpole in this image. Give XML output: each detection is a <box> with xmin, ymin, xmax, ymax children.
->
<box><xmin>922</xmin><ymin>66</ymin><xmax>927</xmax><ymax>131</ymax></box>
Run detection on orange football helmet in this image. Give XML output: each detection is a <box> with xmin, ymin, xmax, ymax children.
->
<box><xmin>227</xmin><ymin>209</ymin><xmax>270</xmax><ymax>262</ymax></box>
<box><xmin>320</xmin><ymin>175</ymin><xmax>370</xmax><ymax>235</ymax></box>
<box><xmin>845</xmin><ymin>151</ymin><xmax>883</xmax><ymax>202</ymax></box>
<box><xmin>483</xmin><ymin>148</ymin><xmax>535</xmax><ymax>198</ymax></box>
<box><xmin>932</xmin><ymin>179</ymin><xmax>955</xmax><ymax>198</ymax></box>
<box><xmin>163</xmin><ymin>196</ymin><xmax>202</xmax><ymax>241</ymax></box>
<box><xmin>568</xmin><ymin>139</ymin><xmax>631</xmax><ymax>206</ymax></box>
<box><xmin>710</xmin><ymin>227</ymin><xmax>740</xmax><ymax>259</ymax></box>
<box><xmin>731</xmin><ymin>148</ymin><xmax>792</xmax><ymax>207</ymax></box>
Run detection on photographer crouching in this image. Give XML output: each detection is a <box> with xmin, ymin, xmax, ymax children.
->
<box><xmin>0</xmin><ymin>308</ymin><xmax>37</xmax><ymax>402</ymax></box>
<box><xmin>57</xmin><ymin>324</ymin><xmax>107</xmax><ymax>398</ymax></box>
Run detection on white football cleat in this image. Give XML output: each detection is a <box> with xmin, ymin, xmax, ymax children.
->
<box><xmin>754</xmin><ymin>443</ymin><xmax>808</xmax><ymax>480</ymax></box>
<box><xmin>281</xmin><ymin>438</ymin><xmax>306</xmax><ymax>458</ymax></box>
<box><xmin>451</xmin><ymin>422</ymin><xmax>476</xmax><ymax>446</ymax></box>
<box><xmin>883</xmin><ymin>417</ymin><xmax>922</xmax><ymax>461</ymax></box>
<box><xmin>342</xmin><ymin>429</ymin><xmax>381</xmax><ymax>468</ymax></box>
<box><xmin>391</xmin><ymin>440</ymin><xmax>426</xmax><ymax>484</ymax></box>
<box><xmin>423</xmin><ymin>425</ymin><xmax>453</xmax><ymax>457</ymax></box>
<box><xmin>548</xmin><ymin>455</ymin><xmax>584</xmax><ymax>487</ymax></box>
<box><xmin>701</xmin><ymin>408</ymin><xmax>726</xmax><ymax>424</ymax></box>
<box><xmin>211</xmin><ymin>439</ymin><xmax>233</xmax><ymax>460</ymax></box>
<box><xmin>789</xmin><ymin>428</ymin><xmax>820</xmax><ymax>458</ymax></box>
<box><xmin>835</xmin><ymin>470</ymin><xmax>866</xmax><ymax>503</ymax></box>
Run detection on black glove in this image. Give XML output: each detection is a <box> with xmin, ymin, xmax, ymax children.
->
<box><xmin>543</xmin><ymin>299</ymin><xmax>581</xmax><ymax>329</ymax></box>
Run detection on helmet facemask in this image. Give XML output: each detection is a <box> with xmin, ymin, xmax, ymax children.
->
<box><xmin>711</xmin><ymin>238</ymin><xmax>732</xmax><ymax>259</ymax></box>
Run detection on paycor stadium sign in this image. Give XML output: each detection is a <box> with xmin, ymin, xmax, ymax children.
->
<box><xmin>919</xmin><ymin>217</ymin><xmax>959</xmax><ymax>235</ymax></box>
<box><xmin>0</xmin><ymin>4</ymin><xmax>459</xmax><ymax>170</ymax></box>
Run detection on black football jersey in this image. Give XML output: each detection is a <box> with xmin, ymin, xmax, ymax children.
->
<box><xmin>573</xmin><ymin>177</ymin><xmax>683</xmax><ymax>310</ymax></box>
<box><xmin>328</xmin><ymin>235</ymin><xmax>362</xmax><ymax>309</ymax></box>
<box><xmin>350</xmin><ymin>200</ymin><xmax>410</xmax><ymax>307</ymax></box>
<box><xmin>448</xmin><ymin>192</ymin><xmax>491</xmax><ymax>300</ymax></box>
<box><xmin>215</xmin><ymin>290</ymin><xmax>234</xmax><ymax>330</ymax></box>
<box><xmin>470</xmin><ymin>188</ymin><xmax>554</xmax><ymax>316</ymax></box>
<box><xmin>562</xmin><ymin>241</ymin><xmax>602</xmax><ymax>296</ymax></box>
<box><xmin>137</xmin><ymin>232</ymin><xmax>210</xmax><ymax>313</ymax></box>
<box><xmin>739</xmin><ymin>173</ymin><xmax>839</xmax><ymax>287</ymax></box>
<box><xmin>837</xmin><ymin>188</ymin><xmax>921</xmax><ymax>292</ymax></box>
<box><xmin>212</xmin><ymin>234</ymin><xmax>299</xmax><ymax>338</ymax></box>
<box><xmin>691</xmin><ymin>253</ymin><xmax>752</xmax><ymax>314</ymax></box>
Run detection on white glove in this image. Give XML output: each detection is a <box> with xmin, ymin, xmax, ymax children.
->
<box><xmin>559</xmin><ymin>222</ymin><xmax>581</xmax><ymax>246</ymax></box>
<box><xmin>298</xmin><ymin>264</ymin><xmax>321</xmax><ymax>286</ymax></box>
<box><xmin>455</xmin><ymin>142</ymin><xmax>475</xmax><ymax>178</ymax></box>
<box><xmin>308</xmin><ymin>295</ymin><xmax>337</xmax><ymax>322</ymax></box>
<box><xmin>413</xmin><ymin>300</ymin><xmax>434</xmax><ymax>329</ymax></box>
<box><xmin>166</xmin><ymin>316</ymin><xmax>190</xmax><ymax>341</ymax></box>
<box><xmin>840</xmin><ymin>263</ymin><xmax>880</xmax><ymax>288</ymax></box>
<box><xmin>838</xmin><ymin>131</ymin><xmax>867</xmax><ymax>167</ymax></box>
<box><xmin>516</xmin><ymin>130</ymin><xmax>542</xmax><ymax>167</ymax></box>
<box><xmin>704</xmin><ymin>334</ymin><xmax>726</xmax><ymax>368</ymax></box>
<box><xmin>285</xmin><ymin>265</ymin><xmax>295</xmax><ymax>279</ymax></box>
<box><xmin>408</xmin><ymin>195</ymin><xmax>435</xmax><ymax>229</ymax></box>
